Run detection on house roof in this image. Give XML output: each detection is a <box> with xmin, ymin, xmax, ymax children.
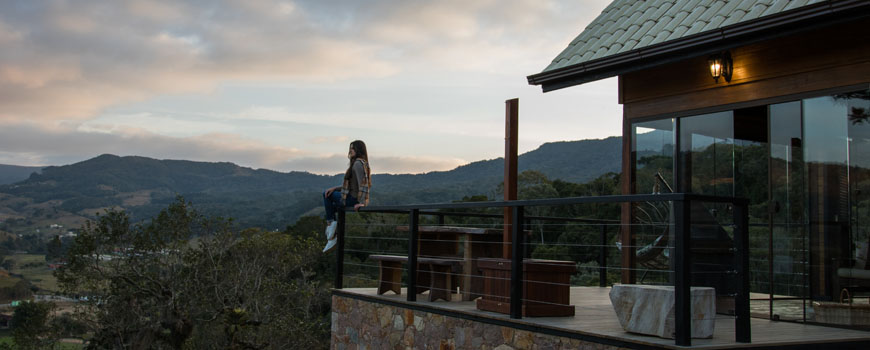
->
<box><xmin>528</xmin><ymin>0</ymin><xmax>870</xmax><ymax>92</ymax></box>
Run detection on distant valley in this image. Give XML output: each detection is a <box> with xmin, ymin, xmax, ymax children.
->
<box><xmin>0</xmin><ymin>164</ymin><xmax>43</xmax><ymax>185</ymax></box>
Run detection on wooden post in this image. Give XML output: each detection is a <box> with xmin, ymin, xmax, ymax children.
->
<box><xmin>504</xmin><ymin>98</ymin><xmax>519</xmax><ymax>259</ymax></box>
<box><xmin>621</xmin><ymin>115</ymin><xmax>636</xmax><ymax>283</ymax></box>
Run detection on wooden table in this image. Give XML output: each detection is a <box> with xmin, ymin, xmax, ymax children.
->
<box><xmin>396</xmin><ymin>225</ymin><xmax>504</xmax><ymax>301</ymax></box>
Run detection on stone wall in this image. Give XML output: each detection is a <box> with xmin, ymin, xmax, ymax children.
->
<box><xmin>331</xmin><ymin>294</ymin><xmax>631</xmax><ymax>350</ymax></box>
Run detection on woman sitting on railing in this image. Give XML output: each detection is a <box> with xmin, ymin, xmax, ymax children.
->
<box><xmin>322</xmin><ymin>140</ymin><xmax>372</xmax><ymax>253</ymax></box>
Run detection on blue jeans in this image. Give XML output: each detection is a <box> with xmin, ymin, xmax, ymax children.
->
<box><xmin>323</xmin><ymin>189</ymin><xmax>358</xmax><ymax>222</ymax></box>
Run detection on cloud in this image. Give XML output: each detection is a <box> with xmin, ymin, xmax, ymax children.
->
<box><xmin>309</xmin><ymin>136</ymin><xmax>350</xmax><ymax>145</ymax></box>
<box><xmin>0</xmin><ymin>0</ymin><xmax>399</xmax><ymax>122</ymax></box>
<box><xmin>373</xmin><ymin>155</ymin><xmax>467</xmax><ymax>174</ymax></box>
<box><xmin>0</xmin><ymin>0</ymin><xmax>618</xmax><ymax>174</ymax></box>
<box><xmin>283</xmin><ymin>154</ymin><xmax>467</xmax><ymax>175</ymax></box>
<box><xmin>0</xmin><ymin>19</ymin><xmax>23</xmax><ymax>43</ymax></box>
<box><xmin>0</xmin><ymin>121</ymin><xmax>305</xmax><ymax>170</ymax></box>
<box><xmin>355</xmin><ymin>0</ymin><xmax>607</xmax><ymax>72</ymax></box>
<box><xmin>0</xmin><ymin>120</ymin><xmax>466</xmax><ymax>174</ymax></box>
<box><xmin>0</xmin><ymin>0</ymin><xmax>610</xmax><ymax>122</ymax></box>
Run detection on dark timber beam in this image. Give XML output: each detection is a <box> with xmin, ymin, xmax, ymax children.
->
<box><xmin>503</xmin><ymin>98</ymin><xmax>519</xmax><ymax>259</ymax></box>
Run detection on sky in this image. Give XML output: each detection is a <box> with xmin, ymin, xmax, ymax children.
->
<box><xmin>0</xmin><ymin>0</ymin><xmax>620</xmax><ymax>175</ymax></box>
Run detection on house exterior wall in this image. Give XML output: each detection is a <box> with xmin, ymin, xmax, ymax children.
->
<box><xmin>331</xmin><ymin>294</ymin><xmax>632</xmax><ymax>350</ymax></box>
<box><xmin>617</xmin><ymin>17</ymin><xmax>870</xmax><ymax>285</ymax></box>
<box><xmin>619</xmin><ymin>19</ymin><xmax>870</xmax><ymax>120</ymax></box>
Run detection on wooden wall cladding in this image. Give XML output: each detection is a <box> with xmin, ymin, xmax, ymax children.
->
<box><xmin>621</xmin><ymin>19</ymin><xmax>870</xmax><ymax>120</ymax></box>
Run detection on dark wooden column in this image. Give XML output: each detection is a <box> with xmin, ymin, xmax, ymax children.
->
<box><xmin>620</xmin><ymin>113</ymin><xmax>636</xmax><ymax>284</ymax></box>
<box><xmin>503</xmin><ymin>98</ymin><xmax>519</xmax><ymax>259</ymax></box>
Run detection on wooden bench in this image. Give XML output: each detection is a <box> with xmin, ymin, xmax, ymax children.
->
<box><xmin>369</xmin><ymin>255</ymin><xmax>464</xmax><ymax>301</ymax></box>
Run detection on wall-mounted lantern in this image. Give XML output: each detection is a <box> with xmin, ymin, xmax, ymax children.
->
<box><xmin>707</xmin><ymin>51</ymin><xmax>733</xmax><ymax>83</ymax></box>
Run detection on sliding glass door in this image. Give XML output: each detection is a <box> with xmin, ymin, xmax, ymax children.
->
<box><xmin>630</xmin><ymin>88</ymin><xmax>870</xmax><ymax>325</ymax></box>
<box><xmin>768</xmin><ymin>101</ymin><xmax>807</xmax><ymax>321</ymax></box>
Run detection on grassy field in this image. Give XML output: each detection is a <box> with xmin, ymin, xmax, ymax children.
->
<box><xmin>0</xmin><ymin>275</ymin><xmax>22</xmax><ymax>289</ymax></box>
<box><xmin>7</xmin><ymin>254</ymin><xmax>59</xmax><ymax>292</ymax></box>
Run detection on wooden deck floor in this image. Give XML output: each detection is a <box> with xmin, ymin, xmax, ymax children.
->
<box><xmin>337</xmin><ymin>286</ymin><xmax>870</xmax><ymax>349</ymax></box>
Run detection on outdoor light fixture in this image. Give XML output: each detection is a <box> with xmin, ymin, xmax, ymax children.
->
<box><xmin>707</xmin><ymin>51</ymin><xmax>733</xmax><ymax>83</ymax></box>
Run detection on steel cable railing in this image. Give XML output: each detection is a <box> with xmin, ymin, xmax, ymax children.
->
<box><xmin>332</xmin><ymin>193</ymin><xmax>752</xmax><ymax>346</ymax></box>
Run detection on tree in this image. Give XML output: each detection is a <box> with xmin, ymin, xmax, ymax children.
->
<box><xmin>0</xmin><ymin>279</ymin><xmax>34</xmax><ymax>301</ymax></box>
<box><xmin>1</xmin><ymin>258</ymin><xmax>14</xmax><ymax>271</ymax></box>
<box><xmin>51</xmin><ymin>313</ymin><xmax>87</xmax><ymax>340</ymax></box>
<box><xmin>287</xmin><ymin>215</ymin><xmax>326</xmax><ymax>242</ymax></box>
<box><xmin>9</xmin><ymin>301</ymin><xmax>58</xmax><ymax>350</ymax></box>
<box><xmin>495</xmin><ymin>170</ymin><xmax>560</xmax><ymax>200</ymax></box>
<box><xmin>45</xmin><ymin>235</ymin><xmax>64</xmax><ymax>262</ymax></box>
<box><xmin>56</xmin><ymin>197</ymin><xmax>331</xmax><ymax>349</ymax></box>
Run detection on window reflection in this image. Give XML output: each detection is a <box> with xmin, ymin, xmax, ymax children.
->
<box><xmin>630</xmin><ymin>119</ymin><xmax>675</xmax><ymax>283</ymax></box>
<box><xmin>628</xmin><ymin>89</ymin><xmax>870</xmax><ymax>326</ymax></box>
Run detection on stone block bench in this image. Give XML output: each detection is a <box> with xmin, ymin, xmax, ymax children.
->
<box><xmin>368</xmin><ymin>255</ymin><xmax>464</xmax><ymax>302</ymax></box>
<box><xmin>609</xmin><ymin>284</ymin><xmax>715</xmax><ymax>339</ymax></box>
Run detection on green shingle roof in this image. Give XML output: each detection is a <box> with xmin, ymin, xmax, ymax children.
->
<box><xmin>543</xmin><ymin>0</ymin><xmax>824</xmax><ymax>73</ymax></box>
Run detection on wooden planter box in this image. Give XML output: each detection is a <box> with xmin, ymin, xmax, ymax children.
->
<box><xmin>475</xmin><ymin>258</ymin><xmax>576</xmax><ymax>317</ymax></box>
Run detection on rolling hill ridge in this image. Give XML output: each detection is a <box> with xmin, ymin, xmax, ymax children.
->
<box><xmin>0</xmin><ymin>136</ymin><xmax>622</xmax><ymax>233</ymax></box>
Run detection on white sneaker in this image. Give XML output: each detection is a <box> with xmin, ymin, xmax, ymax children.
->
<box><xmin>325</xmin><ymin>221</ymin><xmax>338</xmax><ymax>240</ymax></box>
<box><xmin>322</xmin><ymin>238</ymin><xmax>337</xmax><ymax>253</ymax></box>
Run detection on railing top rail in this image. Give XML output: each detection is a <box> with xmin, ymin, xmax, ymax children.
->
<box><xmin>419</xmin><ymin>211</ymin><xmax>619</xmax><ymax>224</ymax></box>
<box><xmin>357</xmin><ymin>193</ymin><xmax>748</xmax><ymax>212</ymax></box>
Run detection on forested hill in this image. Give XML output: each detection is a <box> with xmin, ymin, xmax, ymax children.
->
<box><xmin>0</xmin><ymin>136</ymin><xmax>620</xmax><ymax>230</ymax></box>
<box><xmin>370</xmin><ymin>136</ymin><xmax>621</xmax><ymax>192</ymax></box>
<box><xmin>18</xmin><ymin>154</ymin><xmax>336</xmax><ymax>195</ymax></box>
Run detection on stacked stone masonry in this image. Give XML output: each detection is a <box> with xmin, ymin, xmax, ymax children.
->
<box><xmin>332</xmin><ymin>295</ymin><xmax>631</xmax><ymax>350</ymax></box>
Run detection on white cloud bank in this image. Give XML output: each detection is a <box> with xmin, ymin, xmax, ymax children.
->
<box><xmin>0</xmin><ymin>0</ymin><xmax>617</xmax><ymax>173</ymax></box>
<box><xmin>0</xmin><ymin>121</ymin><xmax>466</xmax><ymax>174</ymax></box>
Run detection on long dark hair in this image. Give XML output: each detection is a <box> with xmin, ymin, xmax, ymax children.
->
<box><xmin>345</xmin><ymin>140</ymin><xmax>369</xmax><ymax>180</ymax></box>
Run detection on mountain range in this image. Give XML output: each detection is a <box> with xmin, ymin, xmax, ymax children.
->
<box><xmin>0</xmin><ymin>136</ymin><xmax>621</xmax><ymax>234</ymax></box>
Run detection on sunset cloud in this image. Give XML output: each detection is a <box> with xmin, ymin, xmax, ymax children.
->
<box><xmin>0</xmin><ymin>121</ymin><xmax>305</xmax><ymax>171</ymax></box>
<box><xmin>0</xmin><ymin>0</ymin><xmax>619</xmax><ymax>174</ymax></box>
<box><xmin>309</xmin><ymin>136</ymin><xmax>350</xmax><ymax>145</ymax></box>
<box><xmin>0</xmin><ymin>120</ymin><xmax>467</xmax><ymax>174</ymax></box>
<box><xmin>283</xmin><ymin>154</ymin><xmax>467</xmax><ymax>175</ymax></box>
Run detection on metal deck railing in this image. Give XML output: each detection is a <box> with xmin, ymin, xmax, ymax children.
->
<box><xmin>332</xmin><ymin>193</ymin><xmax>751</xmax><ymax>346</ymax></box>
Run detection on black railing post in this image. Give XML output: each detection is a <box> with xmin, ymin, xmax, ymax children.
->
<box><xmin>674</xmin><ymin>198</ymin><xmax>692</xmax><ymax>346</ymax></box>
<box><xmin>437</xmin><ymin>213</ymin><xmax>445</xmax><ymax>226</ymax></box>
<box><xmin>334</xmin><ymin>209</ymin><xmax>346</xmax><ymax>289</ymax></box>
<box><xmin>407</xmin><ymin>209</ymin><xmax>420</xmax><ymax>302</ymax></box>
<box><xmin>599</xmin><ymin>224</ymin><xmax>608</xmax><ymax>288</ymax></box>
<box><xmin>524</xmin><ymin>218</ymin><xmax>533</xmax><ymax>258</ymax></box>
<box><xmin>733</xmin><ymin>201</ymin><xmax>752</xmax><ymax>343</ymax></box>
<box><xmin>510</xmin><ymin>205</ymin><xmax>525</xmax><ymax>319</ymax></box>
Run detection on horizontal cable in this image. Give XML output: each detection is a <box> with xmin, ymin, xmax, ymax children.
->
<box><xmin>345</xmin><ymin>235</ymin><xmax>409</xmax><ymax>241</ymax></box>
<box><xmin>344</xmin><ymin>249</ymin><xmax>408</xmax><ymax>256</ymax></box>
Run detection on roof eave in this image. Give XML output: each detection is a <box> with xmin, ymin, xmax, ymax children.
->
<box><xmin>528</xmin><ymin>0</ymin><xmax>870</xmax><ymax>92</ymax></box>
